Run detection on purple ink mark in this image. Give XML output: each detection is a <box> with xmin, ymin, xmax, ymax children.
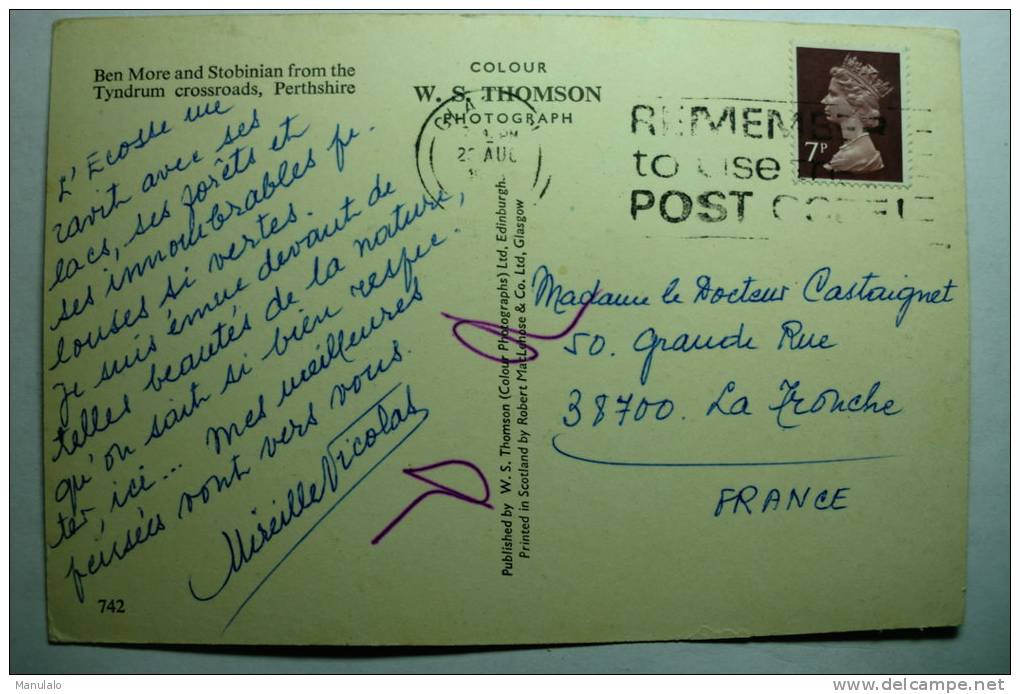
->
<box><xmin>371</xmin><ymin>459</ymin><xmax>493</xmax><ymax>545</ymax></box>
<box><xmin>440</xmin><ymin>290</ymin><xmax>600</xmax><ymax>364</ymax></box>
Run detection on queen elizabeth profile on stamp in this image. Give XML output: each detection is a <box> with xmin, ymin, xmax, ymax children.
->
<box><xmin>820</xmin><ymin>54</ymin><xmax>895</xmax><ymax>174</ymax></box>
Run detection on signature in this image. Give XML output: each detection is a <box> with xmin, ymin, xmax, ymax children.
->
<box><xmin>371</xmin><ymin>459</ymin><xmax>492</xmax><ymax>545</ymax></box>
<box><xmin>184</xmin><ymin>382</ymin><xmax>428</xmax><ymax>631</ymax></box>
<box><xmin>441</xmin><ymin>289</ymin><xmax>600</xmax><ymax>363</ymax></box>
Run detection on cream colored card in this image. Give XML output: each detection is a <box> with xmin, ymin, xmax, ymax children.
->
<box><xmin>42</xmin><ymin>13</ymin><xmax>968</xmax><ymax>645</ymax></box>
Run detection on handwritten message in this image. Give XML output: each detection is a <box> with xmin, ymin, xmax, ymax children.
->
<box><xmin>43</xmin><ymin>98</ymin><xmax>482</xmax><ymax>628</ymax></box>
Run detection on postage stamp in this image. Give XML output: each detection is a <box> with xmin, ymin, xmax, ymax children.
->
<box><xmin>795</xmin><ymin>47</ymin><xmax>903</xmax><ymax>183</ymax></box>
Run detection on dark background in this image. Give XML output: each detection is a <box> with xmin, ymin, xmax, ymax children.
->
<box><xmin>796</xmin><ymin>46</ymin><xmax>903</xmax><ymax>182</ymax></box>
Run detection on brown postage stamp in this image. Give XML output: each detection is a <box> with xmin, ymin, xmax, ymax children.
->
<box><xmin>796</xmin><ymin>47</ymin><xmax>903</xmax><ymax>183</ymax></box>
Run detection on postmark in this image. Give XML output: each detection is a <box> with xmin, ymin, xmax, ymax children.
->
<box><xmin>413</xmin><ymin>88</ymin><xmax>554</xmax><ymax>205</ymax></box>
<box><xmin>795</xmin><ymin>47</ymin><xmax>903</xmax><ymax>183</ymax></box>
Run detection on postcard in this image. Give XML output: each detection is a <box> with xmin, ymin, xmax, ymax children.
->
<box><xmin>42</xmin><ymin>13</ymin><xmax>968</xmax><ymax>644</ymax></box>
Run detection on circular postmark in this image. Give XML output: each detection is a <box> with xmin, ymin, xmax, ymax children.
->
<box><xmin>413</xmin><ymin>88</ymin><xmax>553</xmax><ymax>206</ymax></box>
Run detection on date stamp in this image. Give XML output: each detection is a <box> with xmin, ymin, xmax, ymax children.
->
<box><xmin>414</xmin><ymin>89</ymin><xmax>554</xmax><ymax>205</ymax></box>
<box><xmin>796</xmin><ymin>47</ymin><xmax>903</xmax><ymax>183</ymax></box>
